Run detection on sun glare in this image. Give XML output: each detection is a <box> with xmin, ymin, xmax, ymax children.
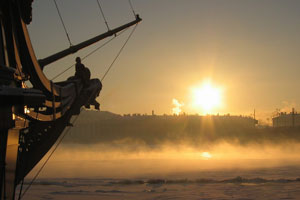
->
<box><xmin>192</xmin><ymin>81</ymin><xmax>223</xmax><ymax>114</ymax></box>
<box><xmin>201</xmin><ymin>152</ymin><xmax>212</xmax><ymax>159</ymax></box>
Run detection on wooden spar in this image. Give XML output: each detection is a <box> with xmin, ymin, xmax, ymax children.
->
<box><xmin>39</xmin><ymin>15</ymin><xmax>142</xmax><ymax>69</ymax></box>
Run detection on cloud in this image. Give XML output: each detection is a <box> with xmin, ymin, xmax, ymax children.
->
<box><xmin>172</xmin><ymin>98</ymin><xmax>184</xmax><ymax>115</ymax></box>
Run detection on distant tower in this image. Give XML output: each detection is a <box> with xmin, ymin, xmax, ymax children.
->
<box><xmin>152</xmin><ymin>110</ymin><xmax>155</xmax><ymax>116</ymax></box>
<box><xmin>292</xmin><ymin>108</ymin><xmax>295</xmax><ymax>127</ymax></box>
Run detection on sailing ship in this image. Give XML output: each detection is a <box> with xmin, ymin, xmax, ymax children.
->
<box><xmin>0</xmin><ymin>0</ymin><xmax>141</xmax><ymax>199</ymax></box>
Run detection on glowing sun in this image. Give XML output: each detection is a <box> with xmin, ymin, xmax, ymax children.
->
<box><xmin>192</xmin><ymin>81</ymin><xmax>223</xmax><ymax>114</ymax></box>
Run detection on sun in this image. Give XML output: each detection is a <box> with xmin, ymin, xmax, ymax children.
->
<box><xmin>191</xmin><ymin>81</ymin><xmax>223</xmax><ymax>114</ymax></box>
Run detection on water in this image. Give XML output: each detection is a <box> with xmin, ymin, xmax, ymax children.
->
<box><xmin>18</xmin><ymin>140</ymin><xmax>300</xmax><ymax>199</ymax></box>
<box><xmin>20</xmin><ymin>165</ymin><xmax>300</xmax><ymax>200</ymax></box>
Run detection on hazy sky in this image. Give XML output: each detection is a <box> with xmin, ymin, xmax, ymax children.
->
<box><xmin>28</xmin><ymin>0</ymin><xmax>300</xmax><ymax>119</ymax></box>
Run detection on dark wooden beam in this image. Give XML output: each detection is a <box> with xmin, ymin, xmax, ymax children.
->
<box><xmin>39</xmin><ymin>15</ymin><xmax>142</xmax><ymax>69</ymax></box>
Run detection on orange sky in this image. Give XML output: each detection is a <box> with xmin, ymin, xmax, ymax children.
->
<box><xmin>28</xmin><ymin>0</ymin><xmax>300</xmax><ymax>121</ymax></box>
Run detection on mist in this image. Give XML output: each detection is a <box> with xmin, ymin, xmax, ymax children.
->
<box><xmin>28</xmin><ymin>139</ymin><xmax>300</xmax><ymax>179</ymax></box>
<box><xmin>25</xmin><ymin>110</ymin><xmax>300</xmax><ymax>179</ymax></box>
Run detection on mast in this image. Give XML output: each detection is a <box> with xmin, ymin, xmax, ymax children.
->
<box><xmin>39</xmin><ymin>15</ymin><xmax>142</xmax><ymax>69</ymax></box>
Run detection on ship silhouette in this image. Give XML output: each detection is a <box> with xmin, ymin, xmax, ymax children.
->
<box><xmin>0</xmin><ymin>1</ymin><xmax>141</xmax><ymax>199</ymax></box>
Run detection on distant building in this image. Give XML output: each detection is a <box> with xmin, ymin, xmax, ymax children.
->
<box><xmin>272</xmin><ymin>110</ymin><xmax>300</xmax><ymax>127</ymax></box>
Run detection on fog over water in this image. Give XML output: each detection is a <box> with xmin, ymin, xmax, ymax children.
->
<box><xmin>23</xmin><ymin>112</ymin><xmax>300</xmax><ymax>200</ymax></box>
<box><xmin>28</xmin><ymin>139</ymin><xmax>300</xmax><ymax>179</ymax></box>
<box><xmin>25</xmin><ymin>111</ymin><xmax>300</xmax><ymax>179</ymax></box>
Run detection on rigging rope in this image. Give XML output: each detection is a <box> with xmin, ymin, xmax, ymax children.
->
<box><xmin>17</xmin><ymin>179</ymin><xmax>24</xmax><ymax>200</ymax></box>
<box><xmin>51</xmin><ymin>28</ymin><xmax>128</xmax><ymax>81</ymax></box>
<box><xmin>52</xmin><ymin>23</ymin><xmax>138</xmax><ymax>81</ymax></box>
<box><xmin>20</xmin><ymin>112</ymin><xmax>82</xmax><ymax>199</ymax></box>
<box><xmin>128</xmin><ymin>0</ymin><xmax>136</xmax><ymax>16</ymax></box>
<box><xmin>96</xmin><ymin>0</ymin><xmax>110</xmax><ymax>31</ymax></box>
<box><xmin>101</xmin><ymin>24</ymin><xmax>138</xmax><ymax>82</ymax></box>
<box><xmin>53</xmin><ymin>0</ymin><xmax>72</xmax><ymax>46</ymax></box>
<box><xmin>51</xmin><ymin>27</ymin><xmax>129</xmax><ymax>81</ymax></box>
<box><xmin>51</xmin><ymin>38</ymin><xmax>115</xmax><ymax>80</ymax></box>
<box><xmin>51</xmin><ymin>0</ymin><xmax>139</xmax><ymax>81</ymax></box>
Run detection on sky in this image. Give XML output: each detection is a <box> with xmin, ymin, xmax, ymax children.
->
<box><xmin>27</xmin><ymin>0</ymin><xmax>300</xmax><ymax>120</ymax></box>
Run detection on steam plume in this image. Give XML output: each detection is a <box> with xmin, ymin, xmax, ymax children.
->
<box><xmin>172</xmin><ymin>98</ymin><xmax>184</xmax><ymax>115</ymax></box>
